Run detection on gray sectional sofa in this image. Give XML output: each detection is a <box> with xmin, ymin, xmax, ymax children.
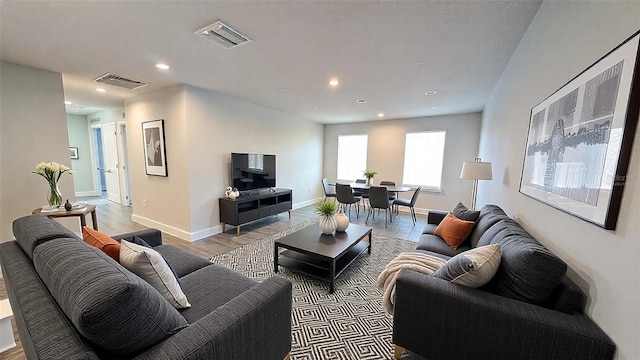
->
<box><xmin>392</xmin><ymin>204</ymin><xmax>616</xmax><ymax>360</ymax></box>
<box><xmin>0</xmin><ymin>215</ymin><xmax>292</xmax><ymax>359</ymax></box>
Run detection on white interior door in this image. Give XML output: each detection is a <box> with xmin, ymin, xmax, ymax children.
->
<box><xmin>101</xmin><ymin>123</ymin><xmax>121</xmax><ymax>204</ymax></box>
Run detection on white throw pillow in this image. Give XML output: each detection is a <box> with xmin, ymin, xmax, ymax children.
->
<box><xmin>433</xmin><ymin>244</ymin><xmax>501</xmax><ymax>287</ymax></box>
<box><xmin>119</xmin><ymin>240</ymin><xmax>191</xmax><ymax>309</ymax></box>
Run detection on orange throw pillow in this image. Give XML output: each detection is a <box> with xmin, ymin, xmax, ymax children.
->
<box><xmin>434</xmin><ymin>212</ymin><xmax>476</xmax><ymax>250</ymax></box>
<box><xmin>82</xmin><ymin>227</ymin><xmax>121</xmax><ymax>262</ymax></box>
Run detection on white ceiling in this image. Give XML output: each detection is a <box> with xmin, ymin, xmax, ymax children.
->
<box><xmin>0</xmin><ymin>1</ymin><xmax>541</xmax><ymax>123</ymax></box>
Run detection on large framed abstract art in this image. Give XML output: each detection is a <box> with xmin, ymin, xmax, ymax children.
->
<box><xmin>142</xmin><ymin>119</ymin><xmax>168</xmax><ymax>177</ymax></box>
<box><xmin>519</xmin><ymin>31</ymin><xmax>640</xmax><ymax>230</ymax></box>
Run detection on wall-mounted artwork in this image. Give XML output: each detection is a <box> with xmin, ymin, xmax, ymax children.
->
<box><xmin>519</xmin><ymin>31</ymin><xmax>640</xmax><ymax>230</ymax></box>
<box><xmin>69</xmin><ymin>147</ymin><xmax>79</xmax><ymax>159</ymax></box>
<box><xmin>142</xmin><ymin>119</ymin><xmax>168</xmax><ymax>177</ymax></box>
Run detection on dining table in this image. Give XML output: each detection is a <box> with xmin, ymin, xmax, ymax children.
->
<box><xmin>336</xmin><ymin>182</ymin><xmax>412</xmax><ymax>193</ymax></box>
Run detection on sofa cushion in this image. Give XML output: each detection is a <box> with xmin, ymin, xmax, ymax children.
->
<box><xmin>483</xmin><ymin>219</ymin><xmax>567</xmax><ymax>304</ymax></box>
<box><xmin>32</xmin><ymin>239</ymin><xmax>188</xmax><ymax>356</ymax></box>
<box><xmin>434</xmin><ymin>213</ymin><xmax>476</xmax><ymax>250</ymax></box>
<box><xmin>120</xmin><ymin>240</ymin><xmax>191</xmax><ymax>309</ymax></box>
<box><xmin>12</xmin><ymin>215</ymin><xmax>79</xmax><ymax>259</ymax></box>
<box><xmin>153</xmin><ymin>245</ymin><xmax>213</xmax><ymax>278</ymax></box>
<box><xmin>178</xmin><ymin>264</ymin><xmax>258</xmax><ymax>323</ymax></box>
<box><xmin>469</xmin><ymin>205</ymin><xmax>509</xmax><ymax>248</ymax></box>
<box><xmin>416</xmin><ymin>234</ymin><xmax>471</xmax><ymax>257</ymax></box>
<box><xmin>82</xmin><ymin>227</ymin><xmax>121</xmax><ymax>262</ymax></box>
<box><xmin>433</xmin><ymin>244</ymin><xmax>501</xmax><ymax>287</ymax></box>
<box><xmin>452</xmin><ymin>202</ymin><xmax>480</xmax><ymax>222</ymax></box>
<box><xmin>130</xmin><ymin>236</ymin><xmax>181</xmax><ymax>284</ymax></box>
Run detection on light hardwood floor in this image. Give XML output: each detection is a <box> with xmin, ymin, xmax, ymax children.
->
<box><xmin>0</xmin><ymin>196</ymin><xmax>426</xmax><ymax>360</ymax></box>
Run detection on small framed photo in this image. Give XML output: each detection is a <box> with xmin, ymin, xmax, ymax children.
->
<box><xmin>69</xmin><ymin>147</ymin><xmax>79</xmax><ymax>159</ymax></box>
<box><xmin>142</xmin><ymin>119</ymin><xmax>168</xmax><ymax>176</ymax></box>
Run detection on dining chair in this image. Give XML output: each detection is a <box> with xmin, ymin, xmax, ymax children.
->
<box><xmin>336</xmin><ymin>183</ymin><xmax>361</xmax><ymax>218</ymax></box>
<box><xmin>379</xmin><ymin>180</ymin><xmax>397</xmax><ymax>201</ymax></box>
<box><xmin>322</xmin><ymin>178</ymin><xmax>336</xmax><ymax>198</ymax></box>
<box><xmin>393</xmin><ymin>186</ymin><xmax>422</xmax><ymax>225</ymax></box>
<box><xmin>354</xmin><ymin>178</ymin><xmax>369</xmax><ymax>208</ymax></box>
<box><xmin>366</xmin><ymin>186</ymin><xmax>394</xmax><ymax>228</ymax></box>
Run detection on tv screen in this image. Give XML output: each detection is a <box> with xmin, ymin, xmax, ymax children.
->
<box><xmin>231</xmin><ymin>153</ymin><xmax>276</xmax><ymax>192</ymax></box>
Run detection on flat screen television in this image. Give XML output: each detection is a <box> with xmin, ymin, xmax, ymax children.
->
<box><xmin>231</xmin><ymin>153</ymin><xmax>276</xmax><ymax>192</ymax></box>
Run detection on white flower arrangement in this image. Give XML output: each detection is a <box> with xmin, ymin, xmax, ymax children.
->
<box><xmin>33</xmin><ymin>162</ymin><xmax>75</xmax><ymax>183</ymax></box>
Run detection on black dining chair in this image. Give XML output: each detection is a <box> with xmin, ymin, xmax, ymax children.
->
<box><xmin>393</xmin><ymin>186</ymin><xmax>422</xmax><ymax>225</ymax></box>
<box><xmin>322</xmin><ymin>178</ymin><xmax>336</xmax><ymax>198</ymax></box>
<box><xmin>366</xmin><ymin>186</ymin><xmax>394</xmax><ymax>228</ymax></box>
<box><xmin>354</xmin><ymin>178</ymin><xmax>369</xmax><ymax>208</ymax></box>
<box><xmin>379</xmin><ymin>180</ymin><xmax>397</xmax><ymax>201</ymax></box>
<box><xmin>336</xmin><ymin>183</ymin><xmax>361</xmax><ymax>218</ymax></box>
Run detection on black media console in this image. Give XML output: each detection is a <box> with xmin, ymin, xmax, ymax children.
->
<box><xmin>219</xmin><ymin>188</ymin><xmax>292</xmax><ymax>236</ymax></box>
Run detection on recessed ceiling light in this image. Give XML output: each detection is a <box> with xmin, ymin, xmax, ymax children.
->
<box><xmin>378</xmin><ymin>113</ymin><xmax>384</xmax><ymax>117</ymax></box>
<box><xmin>329</xmin><ymin>79</ymin><xmax>339</xmax><ymax>87</ymax></box>
<box><xmin>156</xmin><ymin>63</ymin><xmax>170</xmax><ymax>70</ymax></box>
<box><xmin>312</xmin><ymin>106</ymin><xmax>320</xmax><ymax>109</ymax></box>
<box><xmin>356</xmin><ymin>99</ymin><xmax>366</xmax><ymax>104</ymax></box>
<box><xmin>431</xmin><ymin>106</ymin><xmax>438</xmax><ymax>109</ymax></box>
<box><xmin>96</xmin><ymin>88</ymin><xmax>106</xmax><ymax>93</ymax></box>
<box><xmin>278</xmin><ymin>87</ymin><xmax>288</xmax><ymax>91</ymax></box>
<box><xmin>74</xmin><ymin>111</ymin><xmax>79</xmax><ymax>114</ymax></box>
<box><xmin>64</xmin><ymin>101</ymin><xmax>72</xmax><ymax>105</ymax></box>
<box><xmin>425</xmin><ymin>90</ymin><xmax>437</xmax><ymax>95</ymax></box>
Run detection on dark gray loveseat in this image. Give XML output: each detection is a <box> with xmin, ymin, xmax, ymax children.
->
<box><xmin>392</xmin><ymin>204</ymin><xmax>615</xmax><ymax>360</ymax></box>
<box><xmin>0</xmin><ymin>215</ymin><xmax>292</xmax><ymax>359</ymax></box>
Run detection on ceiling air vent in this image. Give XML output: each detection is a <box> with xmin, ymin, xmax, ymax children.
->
<box><xmin>94</xmin><ymin>73</ymin><xmax>147</xmax><ymax>90</ymax></box>
<box><xmin>195</xmin><ymin>21</ymin><xmax>251</xmax><ymax>49</ymax></box>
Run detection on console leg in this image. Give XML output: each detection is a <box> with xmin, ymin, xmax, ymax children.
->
<box><xmin>283</xmin><ymin>352</ymin><xmax>291</xmax><ymax>360</ymax></box>
<box><xmin>288</xmin><ymin>210</ymin><xmax>291</xmax><ymax>219</ymax></box>
<box><xmin>236</xmin><ymin>226</ymin><xmax>240</xmax><ymax>237</ymax></box>
<box><xmin>394</xmin><ymin>345</ymin><xmax>404</xmax><ymax>359</ymax></box>
<box><xmin>222</xmin><ymin>223</ymin><xmax>226</xmax><ymax>233</ymax></box>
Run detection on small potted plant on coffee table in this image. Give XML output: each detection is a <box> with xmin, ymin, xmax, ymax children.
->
<box><xmin>315</xmin><ymin>198</ymin><xmax>339</xmax><ymax>234</ymax></box>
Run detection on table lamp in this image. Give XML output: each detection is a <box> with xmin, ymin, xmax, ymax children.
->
<box><xmin>460</xmin><ymin>157</ymin><xmax>492</xmax><ymax>210</ymax></box>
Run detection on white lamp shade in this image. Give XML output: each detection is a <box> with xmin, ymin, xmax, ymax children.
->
<box><xmin>460</xmin><ymin>161</ymin><xmax>493</xmax><ymax>180</ymax></box>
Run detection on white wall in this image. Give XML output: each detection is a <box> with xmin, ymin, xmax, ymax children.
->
<box><xmin>478</xmin><ymin>2</ymin><xmax>640</xmax><ymax>358</ymax></box>
<box><xmin>323</xmin><ymin>113</ymin><xmax>482</xmax><ymax>213</ymax></box>
<box><xmin>0</xmin><ymin>61</ymin><xmax>77</xmax><ymax>239</ymax></box>
<box><xmin>125</xmin><ymin>85</ymin><xmax>324</xmax><ymax>241</ymax></box>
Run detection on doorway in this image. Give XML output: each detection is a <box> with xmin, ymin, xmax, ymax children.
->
<box><xmin>90</xmin><ymin>126</ymin><xmax>107</xmax><ymax>197</ymax></box>
<box><xmin>118</xmin><ymin>121</ymin><xmax>132</xmax><ymax>206</ymax></box>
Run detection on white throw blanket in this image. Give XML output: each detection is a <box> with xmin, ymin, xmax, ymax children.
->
<box><xmin>376</xmin><ymin>252</ymin><xmax>446</xmax><ymax>315</ymax></box>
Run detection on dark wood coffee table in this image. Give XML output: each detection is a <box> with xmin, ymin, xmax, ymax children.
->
<box><xmin>274</xmin><ymin>223</ymin><xmax>372</xmax><ymax>293</ymax></box>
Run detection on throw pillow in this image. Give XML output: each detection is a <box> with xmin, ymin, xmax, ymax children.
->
<box><xmin>130</xmin><ymin>235</ymin><xmax>181</xmax><ymax>284</ymax></box>
<box><xmin>434</xmin><ymin>212</ymin><xmax>476</xmax><ymax>250</ymax></box>
<box><xmin>433</xmin><ymin>244</ymin><xmax>501</xmax><ymax>287</ymax></box>
<box><xmin>82</xmin><ymin>226</ymin><xmax>121</xmax><ymax>262</ymax></box>
<box><xmin>452</xmin><ymin>202</ymin><xmax>480</xmax><ymax>222</ymax></box>
<box><xmin>119</xmin><ymin>240</ymin><xmax>191</xmax><ymax>309</ymax></box>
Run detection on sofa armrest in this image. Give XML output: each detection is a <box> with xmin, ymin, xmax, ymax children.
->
<box><xmin>393</xmin><ymin>270</ymin><xmax>615</xmax><ymax>360</ymax></box>
<box><xmin>135</xmin><ymin>276</ymin><xmax>292</xmax><ymax>360</ymax></box>
<box><xmin>112</xmin><ymin>229</ymin><xmax>163</xmax><ymax>247</ymax></box>
<box><xmin>427</xmin><ymin>210</ymin><xmax>447</xmax><ymax>225</ymax></box>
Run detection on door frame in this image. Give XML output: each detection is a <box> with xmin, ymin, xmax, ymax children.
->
<box><xmin>89</xmin><ymin>124</ymin><xmax>104</xmax><ymax>197</ymax></box>
<box><xmin>117</xmin><ymin>121</ymin><xmax>132</xmax><ymax>206</ymax></box>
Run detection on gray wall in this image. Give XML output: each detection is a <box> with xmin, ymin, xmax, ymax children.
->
<box><xmin>125</xmin><ymin>85</ymin><xmax>324</xmax><ymax>240</ymax></box>
<box><xmin>66</xmin><ymin>114</ymin><xmax>93</xmax><ymax>194</ymax></box>
<box><xmin>0</xmin><ymin>61</ymin><xmax>77</xmax><ymax>239</ymax></box>
<box><xmin>323</xmin><ymin>112</ymin><xmax>482</xmax><ymax>213</ymax></box>
<box><xmin>478</xmin><ymin>1</ymin><xmax>640</xmax><ymax>358</ymax></box>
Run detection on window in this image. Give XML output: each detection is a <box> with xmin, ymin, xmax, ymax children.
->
<box><xmin>337</xmin><ymin>134</ymin><xmax>368</xmax><ymax>181</ymax></box>
<box><xmin>402</xmin><ymin>131</ymin><xmax>446</xmax><ymax>190</ymax></box>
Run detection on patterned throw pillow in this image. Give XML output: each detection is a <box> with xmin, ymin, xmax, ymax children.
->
<box><xmin>433</xmin><ymin>244</ymin><xmax>501</xmax><ymax>287</ymax></box>
<box><xmin>82</xmin><ymin>227</ymin><xmax>121</xmax><ymax>261</ymax></box>
<box><xmin>119</xmin><ymin>240</ymin><xmax>191</xmax><ymax>309</ymax></box>
<box><xmin>434</xmin><ymin>212</ymin><xmax>476</xmax><ymax>250</ymax></box>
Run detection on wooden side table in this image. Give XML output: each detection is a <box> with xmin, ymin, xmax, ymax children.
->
<box><xmin>0</xmin><ymin>298</ymin><xmax>16</xmax><ymax>353</ymax></box>
<box><xmin>32</xmin><ymin>204</ymin><xmax>99</xmax><ymax>230</ymax></box>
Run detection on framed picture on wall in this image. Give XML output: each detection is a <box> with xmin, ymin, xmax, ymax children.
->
<box><xmin>142</xmin><ymin>119</ymin><xmax>168</xmax><ymax>177</ymax></box>
<box><xmin>69</xmin><ymin>147</ymin><xmax>79</xmax><ymax>159</ymax></box>
<box><xmin>519</xmin><ymin>31</ymin><xmax>640</xmax><ymax>230</ymax></box>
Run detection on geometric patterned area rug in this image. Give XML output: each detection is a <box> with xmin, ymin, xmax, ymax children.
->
<box><xmin>211</xmin><ymin>221</ymin><xmax>419</xmax><ymax>360</ymax></box>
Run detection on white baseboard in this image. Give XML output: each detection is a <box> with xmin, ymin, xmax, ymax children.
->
<box><xmin>294</xmin><ymin>197</ymin><xmax>322</xmax><ymax>210</ymax></box>
<box><xmin>75</xmin><ymin>191</ymin><xmax>97</xmax><ymax>197</ymax></box>
<box><xmin>131</xmin><ymin>214</ymin><xmax>222</xmax><ymax>242</ymax></box>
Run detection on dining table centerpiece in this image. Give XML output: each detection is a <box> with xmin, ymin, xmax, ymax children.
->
<box><xmin>363</xmin><ymin>170</ymin><xmax>377</xmax><ymax>186</ymax></box>
<box><xmin>315</xmin><ymin>198</ymin><xmax>339</xmax><ymax>234</ymax></box>
<box><xmin>33</xmin><ymin>162</ymin><xmax>74</xmax><ymax>208</ymax></box>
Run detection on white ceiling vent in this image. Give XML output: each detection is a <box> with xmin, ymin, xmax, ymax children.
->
<box><xmin>195</xmin><ymin>21</ymin><xmax>251</xmax><ymax>49</ymax></box>
<box><xmin>94</xmin><ymin>73</ymin><xmax>147</xmax><ymax>90</ymax></box>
